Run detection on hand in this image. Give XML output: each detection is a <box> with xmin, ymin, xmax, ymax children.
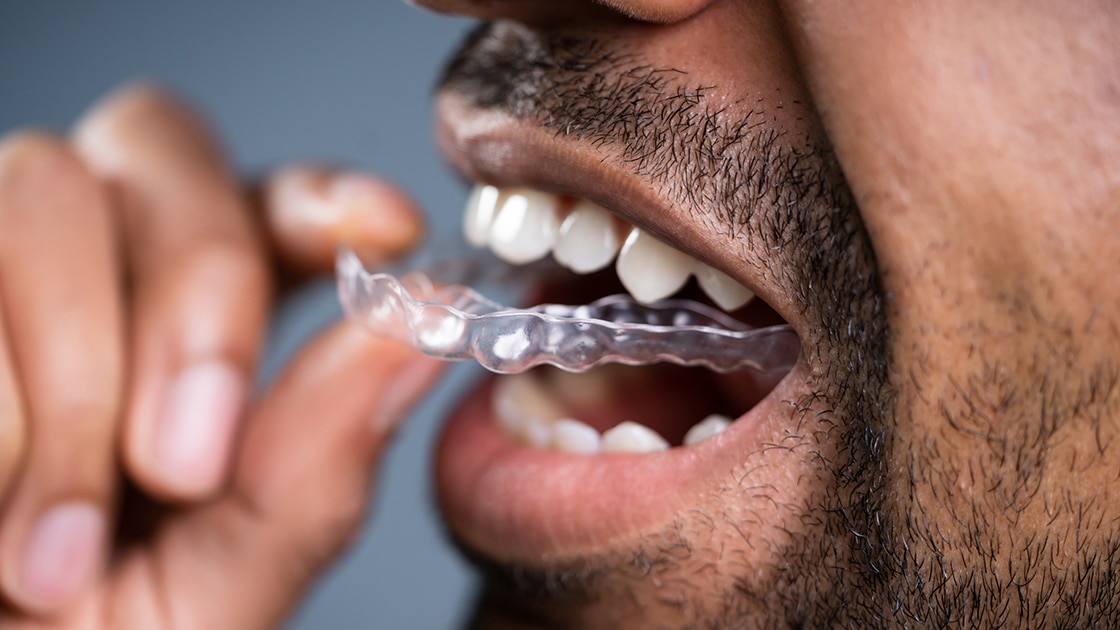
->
<box><xmin>0</xmin><ymin>85</ymin><xmax>443</xmax><ymax>628</ymax></box>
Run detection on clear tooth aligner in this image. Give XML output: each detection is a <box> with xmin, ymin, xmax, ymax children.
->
<box><xmin>336</xmin><ymin>248</ymin><xmax>800</xmax><ymax>374</ymax></box>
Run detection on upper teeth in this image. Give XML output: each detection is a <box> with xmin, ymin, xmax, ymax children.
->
<box><xmin>464</xmin><ymin>184</ymin><xmax>755</xmax><ymax>310</ymax></box>
<box><xmin>486</xmin><ymin>188</ymin><xmax>559</xmax><ymax>264</ymax></box>
<box><xmin>615</xmin><ymin>227</ymin><xmax>693</xmax><ymax>304</ymax></box>
<box><xmin>553</xmin><ymin>198</ymin><xmax>621</xmax><ymax>273</ymax></box>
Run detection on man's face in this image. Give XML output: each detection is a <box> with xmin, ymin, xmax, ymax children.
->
<box><xmin>415</xmin><ymin>0</ymin><xmax>1120</xmax><ymax>625</ymax></box>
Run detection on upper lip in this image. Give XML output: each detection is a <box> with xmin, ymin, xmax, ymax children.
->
<box><xmin>435</xmin><ymin>89</ymin><xmax>806</xmax><ymax>337</ymax></box>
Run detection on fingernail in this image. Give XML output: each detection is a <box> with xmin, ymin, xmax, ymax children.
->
<box><xmin>18</xmin><ymin>502</ymin><xmax>103</xmax><ymax>610</ymax></box>
<box><xmin>275</xmin><ymin>169</ymin><xmax>339</xmax><ymax>227</ymax></box>
<box><xmin>330</xmin><ymin>173</ymin><xmax>423</xmax><ymax>255</ymax></box>
<box><xmin>156</xmin><ymin>360</ymin><xmax>244</xmax><ymax>494</ymax></box>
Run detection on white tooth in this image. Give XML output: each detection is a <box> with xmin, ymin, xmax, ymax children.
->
<box><xmin>553</xmin><ymin>200</ymin><xmax>621</xmax><ymax>274</ymax></box>
<box><xmin>601</xmin><ymin>421</ymin><xmax>670</xmax><ymax>453</ymax></box>
<box><xmin>550</xmin><ymin>418</ymin><xmax>602</xmax><ymax>454</ymax></box>
<box><xmin>682</xmin><ymin>414</ymin><xmax>732</xmax><ymax>446</ymax></box>
<box><xmin>463</xmin><ymin>184</ymin><xmax>501</xmax><ymax>248</ymax></box>
<box><xmin>520</xmin><ymin>421</ymin><xmax>553</xmax><ymax>449</ymax></box>
<box><xmin>694</xmin><ymin>263</ymin><xmax>755</xmax><ymax>312</ymax></box>
<box><xmin>615</xmin><ymin>228</ymin><xmax>694</xmax><ymax>304</ymax></box>
<box><xmin>488</xmin><ymin>188</ymin><xmax>559</xmax><ymax>264</ymax></box>
<box><xmin>492</xmin><ymin>375</ymin><xmax>564</xmax><ymax>447</ymax></box>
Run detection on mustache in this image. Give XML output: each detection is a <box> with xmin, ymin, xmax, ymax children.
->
<box><xmin>438</xmin><ymin>21</ymin><xmax>786</xmax><ymax>239</ymax></box>
<box><xmin>438</xmin><ymin>20</ymin><xmax>889</xmax><ymax>390</ymax></box>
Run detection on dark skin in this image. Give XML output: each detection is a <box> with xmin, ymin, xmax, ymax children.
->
<box><xmin>440</xmin><ymin>18</ymin><xmax>889</xmax><ymax>624</ymax></box>
<box><xmin>0</xmin><ymin>0</ymin><xmax>1117</xmax><ymax>627</ymax></box>
<box><xmin>429</xmin><ymin>0</ymin><xmax>1120</xmax><ymax>627</ymax></box>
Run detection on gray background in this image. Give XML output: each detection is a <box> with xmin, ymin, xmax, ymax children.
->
<box><xmin>0</xmin><ymin>2</ymin><xmax>480</xmax><ymax>628</ymax></box>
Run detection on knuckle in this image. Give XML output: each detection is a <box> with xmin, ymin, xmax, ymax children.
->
<box><xmin>84</xmin><ymin>82</ymin><xmax>181</xmax><ymax>129</ymax></box>
<box><xmin>102</xmin><ymin>81</ymin><xmax>177</xmax><ymax>111</ymax></box>
<box><xmin>0</xmin><ymin>130</ymin><xmax>81</xmax><ymax>186</ymax></box>
<box><xmin>0</xmin><ymin>130</ymin><xmax>103</xmax><ymax>227</ymax></box>
<box><xmin>77</xmin><ymin>82</ymin><xmax>213</xmax><ymax>160</ymax></box>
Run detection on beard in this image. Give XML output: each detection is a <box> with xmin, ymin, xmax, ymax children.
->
<box><xmin>435</xmin><ymin>19</ymin><xmax>1120</xmax><ymax>629</ymax></box>
<box><xmin>437</xmin><ymin>21</ymin><xmax>892</xmax><ymax>627</ymax></box>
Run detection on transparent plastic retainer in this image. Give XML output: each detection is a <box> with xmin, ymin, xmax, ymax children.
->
<box><xmin>337</xmin><ymin>247</ymin><xmax>800</xmax><ymax>375</ymax></box>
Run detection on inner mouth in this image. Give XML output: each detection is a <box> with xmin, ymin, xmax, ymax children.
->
<box><xmin>338</xmin><ymin>184</ymin><xmax>800</xmax><ymax>453</ymax></box>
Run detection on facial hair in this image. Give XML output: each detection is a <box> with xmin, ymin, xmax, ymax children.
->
<box><xmin>433</xmin><ymin>18</ymin><xmax>1120</xmax><ymax>628</ymax></box>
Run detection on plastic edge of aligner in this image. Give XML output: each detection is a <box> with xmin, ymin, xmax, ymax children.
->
<box><xmin>335</xmin><ymin>248</ymin><xmax>802</xmax><ymax>374</ymax></box>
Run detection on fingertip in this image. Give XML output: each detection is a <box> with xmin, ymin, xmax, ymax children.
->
<box><xmin>315</xmin><ymin>324</ymin><xmax>445</xmax><ymax>437</ymax></box>
<box><xmin>265</xmin><ymin>166</ymin><xmax>426</xmax><ymax>273</ymax></box>
<box><xmin>367</xmin><ymin>343</ymin><xmax>447</xmax><ymax>437</ymax></box>
<box><xmin>76</xmin><ymin>82</ymin><xmax>194</xmax><ymax>139</ymax></box>
<box><xmin>74</xmin><ymin>82</ymin><xmax>223</xmax><ymax>178</ymax></box>
<box><xmin>0</xmin><ymin>130</ymin><xmax>90</xmax><ymax>194</ymax></box>
<box><xmin>277</xmin><ymin>323</ymin><xmax>433</xmax><ymax>402</ymax></box>
<box><xmin>0</xmin><ymin>129</ymin><xmax>66</xmax><ymax>166</ymax></box>
<box><xmin>329</xmin><ymin>172</ymin><xmax>426</xmax><ymax>259</ymax></box>
<box><xmin>240</xmin><ymin>322</ymin><xmax>445</xmax><ymax>486</ymax></box>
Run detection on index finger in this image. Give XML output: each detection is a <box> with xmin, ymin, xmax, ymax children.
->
<box><xmin>75</xmin><ymin>85</ymin><xmax>268</xmax><ymax>501</ymax></box>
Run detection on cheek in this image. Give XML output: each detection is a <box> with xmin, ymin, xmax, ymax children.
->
<box><xmin>782</xmin><ymin>2</ymin><xmax>1120</xmax><ymax>547</ymax></box>
<box><xmin>786</xmin><ymin>3</ymin><xmax>1120</xmax><ymax>398</ymax></box>
<box><xmin>785</xmin><ymin>3</ymin><xmax>1120</xmax><ymax>311</ymax></box>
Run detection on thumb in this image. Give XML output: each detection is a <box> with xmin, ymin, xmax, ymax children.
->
<box><xmin>156</xmin><ymin>323</ymin><xmax>445</xmax><ymax>629</ymax></box>
<box><xmin>261</xmin><ymin>166</ymin><xmax>427</xmax><ymax>275</ymax></box>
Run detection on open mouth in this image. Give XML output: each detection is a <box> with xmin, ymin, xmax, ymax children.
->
<box><xmin>428</xmin><ymin>186</ymin><xmax>810</xmax><ymax>559</ymax></box>
<box><xmin>461</xmin><ymin>181</ymin><xmax>802</xmax><ymax>449</ymax></box>
<box><xmin>364</xmin><ymin>183</ymin><xmax>802</xmax><ymax>453</ymax></box>
<box><xmin>475</xmin><ymin>189</ymin><xmax>799</xmax><ymax>460</ymax></box>
<box><xmin>344</xmin><ymin>168</ymin><xmax>814</xmax><ymax>557</ymax></box>
<box><xmin>376</xmin><ymin>15</ymin><xmax>895</xmax><ymax>621</ymax></box>
<box><xmin>398</xmin><ymin>42</ymin><xmax>832</xmax><ymax>563</ymax></box>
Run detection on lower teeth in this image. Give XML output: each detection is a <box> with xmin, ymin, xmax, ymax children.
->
<box><xmin>492</xmin><ymin>372</ymin><xmax>732</xmax><ymax>454</ymax></box>
<box><xmin>550</xmin><ymin>419</ymin><xmax>602</xmax><ymax>454</ymax></box>
<box><xmin>682</xmin><ymin>415</ymin><xmax>732</xmax><ymax>446</ymax></box>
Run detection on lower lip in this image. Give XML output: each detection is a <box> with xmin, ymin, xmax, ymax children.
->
<box><xmin>433</xmin><ymin>362</ymin><xmax>810</xmax><ymax>560</ymax></box>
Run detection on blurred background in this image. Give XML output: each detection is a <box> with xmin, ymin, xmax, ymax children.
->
<box><xmin>0</xmin><ymin>2</ymin><xmax>480</xmax><ymax>627</ymax></box>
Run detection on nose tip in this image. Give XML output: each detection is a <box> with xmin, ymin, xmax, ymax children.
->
<box><xmin>409</xmin><ymin>0</ymin><xmax>712</xmax><ymax>23</ymax></box>
<box><xmin>596</xmin><ymin>0</ymin><xmax>713</xmax><ymax>22</ymax></box>
<box><xmin>408</xmin><ymin>0</ymin><xmax>595</xmax><ymax>22</ymax></box>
